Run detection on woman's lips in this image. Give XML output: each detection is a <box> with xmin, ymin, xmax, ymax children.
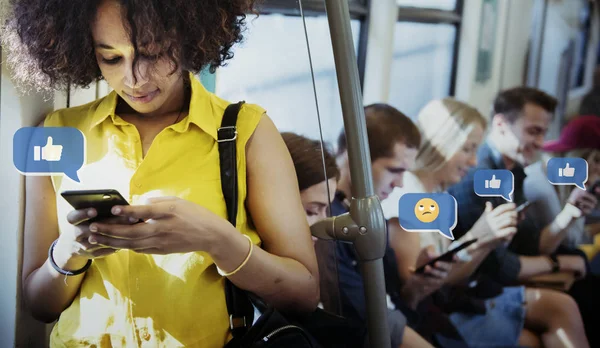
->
<box><xmin>124</xmin><ymin>89</ymin><xmax>159</xmax><ymax>104</ymax></box>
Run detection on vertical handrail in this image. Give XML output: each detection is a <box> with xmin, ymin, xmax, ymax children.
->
<box><xmin>322</xmin><ymin>1</ymin><xmax>391</xmax><ymax>347</ymax></box>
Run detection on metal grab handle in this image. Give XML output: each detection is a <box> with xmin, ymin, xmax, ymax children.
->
<box><xmin>319</xmin><ymin>0</ymin><xmax>392</xmax><ymax>347</ymax></box>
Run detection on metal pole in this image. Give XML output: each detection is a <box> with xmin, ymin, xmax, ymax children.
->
<box><xmin>324</xmin><ymin>0</ymin><xmax>372</xmax><ymax>199</ymax></box>
<box><xmin>322</xmin><ymin>1</ymin><xmax>391</xmax><ymax>347</ymax></box>
<box><xmin>534</xmin><ymin>0</ymin><xmax>548</xmax><ymax>87</ymax></box>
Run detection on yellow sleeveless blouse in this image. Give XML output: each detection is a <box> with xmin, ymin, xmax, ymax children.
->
<box><xmin>45</xmin><ymin>73</ymin><xmax>264</xmax><ymax>347</ymax></box>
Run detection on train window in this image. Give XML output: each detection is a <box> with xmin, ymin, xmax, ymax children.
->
<box><xmin>387</xmin><ymin>22</ymin><xmax>456</xmax><ymax>118</ymax></box>
<box><xmin>396</xmin><ymin>0</ymin><xmax>457</xmax><ymax>11</ymax></box>
<box><xmin>570</xmin><ymin>2</ymin><xmax>593</xmax><ymax>90</ymax></box>
<box><xmin>215</xmin><ymin>14</ymin><xmax>361</xmax><ymax>148</ymax></box>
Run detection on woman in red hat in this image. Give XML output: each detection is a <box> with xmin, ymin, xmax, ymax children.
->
<box><xmin>524</xmin><ymin>115</ymin><xmax>600</xmax><ymax>252</ymax></box>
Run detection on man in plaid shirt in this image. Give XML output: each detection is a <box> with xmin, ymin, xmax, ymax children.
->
<box><xmin>448</xmin><ymin>87</ymin><xmax>588</xmax><ymax>288</ymax></box>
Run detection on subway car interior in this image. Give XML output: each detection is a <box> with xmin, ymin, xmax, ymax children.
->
<box><xmin>2</xmin><ymin>0</ymin><xmax>600</xmax><ymax>347</ymax></box>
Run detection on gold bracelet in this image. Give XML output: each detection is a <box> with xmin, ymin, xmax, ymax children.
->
<box><xmin>217</xmin><ymin>234</ymin><xmax>253</xmax><ymax>277</ymax></box>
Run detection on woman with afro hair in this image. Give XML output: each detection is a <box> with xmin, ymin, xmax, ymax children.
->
<box><xmin>2</xmin><ymin>0</ymin><xmax>320</xmax><ymax>346</ymax></box>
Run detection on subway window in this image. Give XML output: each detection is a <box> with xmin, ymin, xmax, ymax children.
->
<box><xmin>388</xmin><ymin>22</ymin><xmax>456</xmax><ymax>118</ymax></box>
<box><xmin>396</xmin><ymin>0</ymin><xmax>457</xmax><ymax>11</ymax></box>
<box><xmin>571</xmin><ymin>1</ymin><xmax>593</xmax><ymax>90</ymax></box>
<box><xmin>387</xmin><ymin>2</ymin><xmax>462</xmax><ymax>118</ymax></box>
<box><xmin>216</xmin><ymin>14</ymin><xmax>361</xmax><ymax>147</ymax></box>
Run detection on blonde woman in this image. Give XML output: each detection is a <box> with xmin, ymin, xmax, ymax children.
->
<box><xmin>382</xmin><ymin>98</ymin><xmax>590</xmax><ymax>348</ymax></box>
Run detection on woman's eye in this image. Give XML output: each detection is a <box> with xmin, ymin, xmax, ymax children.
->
<box><xmin>102</xmin><ymin>57</ymin><xmax>122</xmax><ymax>65</ymax></box>
<box><xmin>305</xmin><ymin>210</ymin><xmax>318</xmax><ymax>217</ymax></box>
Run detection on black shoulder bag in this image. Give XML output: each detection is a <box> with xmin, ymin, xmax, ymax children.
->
<box><xmin>218</xmin><ymin>101</ymin><xmax>320</xmax><ymax>348</ymax></box>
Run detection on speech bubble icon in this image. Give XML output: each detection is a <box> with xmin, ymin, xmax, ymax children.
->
<box><xmin>474</xmin><ymin>169</ymin><xmax>514</xmax><ymax>202</ymax></box>
<box><xmin>398</xmin><ymin>193</ymin><xmax>457</xmax><ymax>240</ymax></box>
<box><xmin>547</xmin><ymin>157</ymin><xmax>588</xmax><ymax>190</ymax></box>
<box><xmin>13</xmin><ymin>127</ymin><xmax>85</xmax><ymax>182</ymax></box>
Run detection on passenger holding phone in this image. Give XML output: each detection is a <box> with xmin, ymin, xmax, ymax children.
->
<box><xmin>524</xmin><ymin>115</ymin><xmax>600</xmax><ymax>253</ymax></box>
<box><xmin>382</xmin><ymin>98</ymin><xmax>589</xmax><ymax>348</ymax></box>
<box><xmin>282</xmin><ymin>132</ymin><xmax>434</xmax><ymax>348</ymax></box>
<box><xmin>7</xmin><ymin>1</ymin><xmax>321</xmax><ymax>346</ymax></box>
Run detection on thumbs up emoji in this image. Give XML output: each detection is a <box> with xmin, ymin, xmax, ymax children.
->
<box><xmin>33</xmin><ymin>137</ymin><xmax>63</xmax><ymax>162</ymax></box>
<box><xmin>485</xmin><ymin>175</ymin><xmax>502</xmax><ymax>189</ymax></box>
<box><xmin>559</xmin><ymin>163</ymin><xmax>575</xmax><ymax>178</ymax></box>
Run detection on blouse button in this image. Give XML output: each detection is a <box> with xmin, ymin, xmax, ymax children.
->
<box><xmin>140</xmin><ymin>327</ymin><xmax>151</xmax><ymax>341</ymax></box>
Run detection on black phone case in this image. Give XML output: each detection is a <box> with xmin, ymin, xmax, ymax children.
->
<box><xmin>61</xmin><ymin>189</ymin><xmax>129</xmax><ymax>222</ymax></box>
<box><xmin>587</xmin><ymin>180</ymin><xmax>600</xmax><ymax>195</ymax></box>
<box><xmin>414</xmin><ymin>238</ymin><xmax>478</xmax><ymax>274</ymax></box>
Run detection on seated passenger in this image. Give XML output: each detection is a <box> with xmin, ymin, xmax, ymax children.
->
<box><xmin>334</xmin><ymin>104</ymin><xmax>455</xmax><ymax>347</ymax></box>
<box><xmin>445</xmin><ymin>88</ymin><xmax>591</xmax><ymax>347</ymax></box>
<box><xmin>6</xmin><ymin>1</ymin><xmax>320</xmax><ymax>346</ymax></box>
<box><xmin>524</xmin><ymin>115</ymin><xmax>600</xmax><ymax>251</ymax></box>
<box><xmin>384</xmin><ymin>97</ymin><xmax>590</xmax><ymax>348</ymax></box>
<box><xmin>282</xmin><ymin>131</ymin><xmax>432</xmax><ymax>348</ymax></box>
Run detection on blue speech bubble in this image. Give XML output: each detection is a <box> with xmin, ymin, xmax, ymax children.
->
<box><xmin>474</xmin><ymin>169</ymin><xmax>514</xmax><ymax>202</ymax></box>
<box><xmin>13</xmin><ymin>127</ymin><xmax>85</xmax><ymax>182</ymax></box>
<box><xmin>547</xmin><ymin>157</ymin><xmax>588</xmax><ymax>190</ymax></box>
<box><xmin>398</xmin><ymin>193</ymin><xmax>457</xmax><ymax>240</ymax></box>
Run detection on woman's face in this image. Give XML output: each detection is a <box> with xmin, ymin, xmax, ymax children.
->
<box><xmin>439</xmin><ymin>124</ymin><xmax>485</xmax><ymax>186</ymax></box>
<box><xmin>91</xmin><ymin>0</ymin><xmax>184</xmax><ymax>115</ymax></box>
<box><xmin>300</xmin><ymin>179</ymin><xmax>337</xmax><ymax>228</ymax></box>
<box><xmin>587</xmin><ymin>150</ymin><xmax>600</xmax><ymax>184</ymax></box>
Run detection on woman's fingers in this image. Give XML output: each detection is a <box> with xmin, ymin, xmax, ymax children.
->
<box><xmin>491</xmin><ymin>215</ymin><xmax>517</xmax><ymax>230</ymax></box>
<box><xmin>490</xmin><ymin>203</ymin><xmax>516</xmax><ymax>217</ymax></box>
<box><xmin>67</xmin><ymin>208</ymin><xmax>97</xmax><ymax>225</ymax></box>
<box><xmin>72</xmin><ymin>215</ymin><xmax>139</xmax><ymax>242</ymax></box>
<box><xmin>433</xmin><ymin>261</ymin><xmax>453</xmax><ymax>273</ymax></box>
<box><xmin>424</xmin><ymin>266</ymin><xmax>449</xmax><ymax>279</ymax></box>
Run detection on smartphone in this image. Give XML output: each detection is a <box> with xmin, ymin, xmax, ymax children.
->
<box><xmin>516</xmin><ymin>201</ymin><xmax>532</xmax><ymax>214</ymax></box>
<box><xmin>61</xmin><ymin>189</ymin><xmax>130</xmax><ymax>222</ymax></box>
<box><xmin>415</xmin><ymin>238</ymin><xmax>478</xmax><ymax>274</ymax></box>
<box><xmin>587</xmin><ymin>180</ymin><xmax>600</xmax><ymax>196</ymax></box>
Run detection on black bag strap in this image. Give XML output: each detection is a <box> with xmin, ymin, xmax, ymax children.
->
<box><xmin>217</xmin><ymin>101</ymin><xmax>255</xmax><ymax>344</ymax></box>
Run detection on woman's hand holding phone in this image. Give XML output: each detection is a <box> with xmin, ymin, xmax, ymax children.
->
<box><xmin>401</xmin><ymin>245</ymin><xmax>455</xmax><ymax>309</ymax></box>
<box><xmin>568</xmin><ymin>186</ymin><xmax>598</xmax><ymax>216</ymax></box>
<box><xmin>468</xmin><ymin>202</ymin><xmax>518</xmax><ymax>250</ymax></box>
<box><xmin>84</xmin><ymin>196</ymin><xmax>234</xmax><ymax>255</ymax></box>
<box><xmin>52</xmin><ymin>207</ymin><xmax>138</xmax><ymax>270</ymax></box>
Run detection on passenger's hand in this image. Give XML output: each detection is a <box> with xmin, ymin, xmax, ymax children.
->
<box><xmin>567</xmin><ymin>188</ymin><xmax>597</xmax><ymax>216</ymax></box>
<box><xmin>557</xmin><ymin>255</ymin><xmax>587</xmax><ymax>280</ymax></box>
<box><xmin>87</xmin><ymin>196</ymin><xmax>227</xmax><ymax>255</ymax></box>
<box><xmin>401</xmin><ymin>246</ymin><xmax>454</xmax><ymax>309</ymax></box>
<box><xmin>53</xmin><ymin>208</ymin><xmax>135</xmax><ymax>270</ymax></box>
<box><xmin>469</xmin><ymin>202</ymin><xmax>517</xmax><ymax>249</ymax></box>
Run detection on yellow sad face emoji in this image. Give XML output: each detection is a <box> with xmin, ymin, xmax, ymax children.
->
<box><xmin>414</xmin><ymin>198</ymin><xmax>440</xmax><ymax>223</ymax></box>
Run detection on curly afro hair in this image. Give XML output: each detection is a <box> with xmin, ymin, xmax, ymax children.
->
<box><xmin>1</xmin><ymin>0</ymin><xmax>257</xmax><ymax>93</ymax></box>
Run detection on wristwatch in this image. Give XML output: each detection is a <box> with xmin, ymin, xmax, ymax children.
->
<box><xmin>549</xmin><ymin>254</ymin><xmax>560</xmax><ymax>273</ymax></box>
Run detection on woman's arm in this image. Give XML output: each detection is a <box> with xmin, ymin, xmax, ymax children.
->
<box><xmin>444</xmin><ymin>243</ymin><xmax>494</xmax><ymax>286</ymax></box>
<box><xmin>445</xmin><ymin>202</ymin><xmax>518</xmax><ymax>284</ymax></box>
<box><xmin>21</xmin><ymin>175</ymin><xmax>87</xmax><ymax>323</ymax></box>
<box><xmin>210</xmin><ymin>114</ymin><xmax>320</xmax><ymax>313</ymax></box>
